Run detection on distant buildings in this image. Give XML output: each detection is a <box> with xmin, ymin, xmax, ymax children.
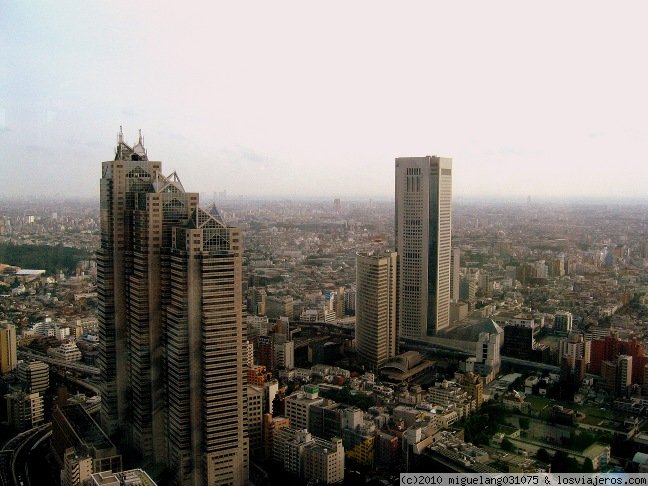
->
<box><xmin>395</xmin><ymin>156</ymin><xmax>452</xmax><ymax>337</ymax></box>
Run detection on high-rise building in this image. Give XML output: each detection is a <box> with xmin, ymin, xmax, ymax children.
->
<box><xmin>554</xmin><ymin>311</ymin><xmax>573</xmax><ymax>334</ymax></box>
<box><xmin>450</xmin><ymin>248</ymin><xmax>460</xmax><ymax>303</ymax></box>
<box><xmin>395</xmin><ymin>156</ymin><xmax>452</xmax><ymax>337</ymax></box>
<box><xmin>16</xmin><ymin>360</ymin><xmax>49</xmax><ymax>394</ymax></box>
<box><xmin>98</xmin><ymin>130</ymin><xmax>248</xmax><ymax>485</ymax></box>
<box><xmin>355</xmin><ymin>251</ymin><xmax>398</xmax><ymax>370</ymax></box>
<box><xmin>0</xmin><ymin>323</ymin><xmax>17</xmax><ymax>374</ymax></box>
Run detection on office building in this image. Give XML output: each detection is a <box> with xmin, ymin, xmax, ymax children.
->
<box><xmin>62</xmin><ymin>449</ymin><xmax>94</xmax><ymax>486</ymax></box>
<box><xmin>5</xmin><ymin>390</ymin><xmax>44</xmax><ymax>431</ymax></box>
<box><xmin>554</xmin><ymin>311</ymin><xmax>573</xmax><ymax>334</ymax></box>
<box><xmin>98</xmin><ymin>130</ymin><xmax>247</xmax><ymax>484</ymax></box>
<box><xmin>273</xmin><ymin>428</ymin><xmax>344</xmax><ymax>484</ymax></box>
<box><xmin>475</xmin><ymin>330</ymin><xmax>501</xmax><ymax>381</ymax></box>
<box><xmin>247</xmin><ymin>385</ymin><xmax>265</xmax><ymax>457</ymax></box>
<box><xmin>355</xmin><ymin>251</ymin><xmax>398</xmax><ymax>370</ymax></box>
<box><xmin>502</xmin><ymin>323</ymin><xmax>535</xmax><ymax>360</ymax></box>
<box><xmin>396</xmin><ymin>156</ymin><xmax>452</xmax><ymax>337</ymax></box>
<box><xmin>16</xmin><ymin>360</ymin><xmax>49</xmax><ymax>394</ymax></box>
<box><xmin>52</xmin><ymin>404</ymin><xmax>122</xmax><ymax>474</ymax></box>
<box><xmin>285</xmin><ymin>385</ymin><xmax>324</xmax><ymax>431</ymax></box>
<box><xmin>90</xmin><ymin>469</ymin><xmax>157</xmax><ymax>486</ymax></box>
<box><xmin>166</xmin><ymin>206</ymin><xmax>248</xmax><ymax>485</ymax></box>
<box><xmin>0</xmin><ymin>323</ymin><xmax>17</xmax><ymax>374</ymax></box>
<box><xmin>450</xmin><ymin>248</ymin><xmax>460</xmax><ymax>303</ymax></box>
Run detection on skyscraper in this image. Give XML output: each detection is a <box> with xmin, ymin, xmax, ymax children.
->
<box><xmin>395</xmin><ymin>156</ymin><xmax>452</xmax><ymax>337</ymax></box>
<box><xmin>450</xmin><ymin>247</ymin><xmax>460</xmax><ymax>303</ymax></box>
<box><xmin>0</xmin><ymin>323</ymin><xmax>17</xmax><ymax>374</ymax></box>
<box><xmin>355</xmin><ymin>251</ymin><xmax>398</xmax><ymax>370</ymax></box>
<box><xmin>166</xmin><ymin>206</ymin><xmax>248</xmax><ymax>485</ymax></box>
<box><xmin>98</xmin><ymin>129</ymin><xmax>247</xmax><ymax>485</ymax></box>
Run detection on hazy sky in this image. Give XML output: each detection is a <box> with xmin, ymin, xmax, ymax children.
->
<box><xmin>2</xmin><ymin>1</ymin><xmax>648</xmax><ymax>200</ymax></box>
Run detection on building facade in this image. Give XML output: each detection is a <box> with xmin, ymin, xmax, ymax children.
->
<box><xmin>98</xmin><ymin>130</ymin><xmax>247</xmax><ymax>485</ymax></box>
<box><xmin>355</xmin><ymin>251</ymin><xmax>397</xmax><ymax>370</ymax></box>
<box><xmin>395</xmin><ymin>156</ymin><xmax>452</xmax><ymax>337</ymax></box>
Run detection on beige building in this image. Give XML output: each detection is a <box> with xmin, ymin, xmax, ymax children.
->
<box><xmin>247</xmin><ymin>385</ymin><xmax>265</xmax><ymax>457</ymax></box>
<box><xmin>167</xmin><ymin>207</ymin><xmax>248</xmax><ymax>485</ymax></box>
<box><xmin>61</xmin><ymin>449</ymin><xmax>93</xmax><ymax>486</ymax></box>
<box><xmin>273</xmin><ymin>428</ymin><xmax>344</xmax><ymax>484</ymax></box>
<box><xmin>355</xmin><ymin>251</ymin><xmax>397</xmax><ymax>370</ymax></box>
<box><xmin>285</xmin><ymin>385</ymin><xmax>324</xmax><ymax>431</ymax></box>
<box><xmin>395</xmin><ymin>156</ymin><xmax>452</xmax><ymax>337</ymax></box>
<box><xmin>16</xmin><ymin>360</ymin><xmax>49</xmax><ymax>394</ymax></box>
<box><xmin>98</xmin><ymin>130</ymin><xmax>248</xmax><ymax>485</ymax></box>
<box><xmin>0</xmin><ymin>323</ymin><xmax>16</xmax><ymax>374</ymax></box>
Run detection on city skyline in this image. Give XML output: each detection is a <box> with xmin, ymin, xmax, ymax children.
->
<box><xmin>3</xmin><ymin>3</ymin><xmax>648</xmax><ymax>200</ymax></box>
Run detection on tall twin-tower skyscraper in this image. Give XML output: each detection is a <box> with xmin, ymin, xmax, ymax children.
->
<box><xmin>395</xmin><ymin>156</ymin><xmax>453</xmax><ymax>337</ymax></box>
<box><xmin>97</xmin><ymin>129</ymin><xmax>248</xmax><ymax>486</ymax></box>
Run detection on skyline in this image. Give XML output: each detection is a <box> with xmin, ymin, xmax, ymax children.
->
<box><xmin>3</xmin><ymin>2</ymin><xmax>648</xmax><ymax>199</ymax></box>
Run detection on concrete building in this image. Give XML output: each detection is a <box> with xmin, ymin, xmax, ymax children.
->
<box><xmin>285</xmin><ymin>385</ymin><xmax>324</xmax><ymax>431</ymax></box>
<box><xmin>62</xmin><ymin>449</ymin><xmax>93</xmax><ymax>486</ymax></box>
<box><xmin>263</xmin><ymin>414</ymin><xmax>290</xmax><ymax>460</ymax></box>
<box><xmin>247</xmin><ymin>385</ymin><xmax>265</xmax><ymax>457</ymax></box>
<box><xmin>97</xmin><ymin>131</ymin><xmax>248</xmax><ymax>484</ymax></box>
<box><xmin>355</xmin><ymin>251</ymin><xmax>397</xmax><ymax>371</ymax></box>
<box><xmin>0</xmin><ymin>323</ymin><xmax>16</xmax><ymax>374</ymax></box>
<box><xmin>475</xmin><ymin>331</ymin><xmax>501</xmax><ymax>381</ymax></box>
<box><xmin>309</xmin><ymin>400</ymin><xmax>363</xmax><ymax>440</ymax></box>
<box><xmin>166</xmin><ymin>206</ymin><xmax>248</xmax><ymax>485</ymax></box>
<box><xmin>90</xmin><ymin>469</ymin><xmax>157</xmax><ymax>486</ymax></box>
<box><xmin>52</xmin><ymin>404</ymin><xmax>122</xmax><ymax>474</ymax></box>
<box><xmin>273</xmin><ymin>428</ymin><xmax>344</xmax><ymax>484</ymax></box>
<box><xmin>5</xmin><ymin>390</ymin><xmax>44</xmax><ymax>431</ymax></box>
<box><xmin>450</xmin><ymin>248</ymin><xmax>460</xmax><ymax>303</ymax></box>
<box><xmin>97</xmin><ymin>130</ymin><xmax>197</xmax><ymax>461</ymax></box>
<box><xmin>16</xmin><ymin>360</ymin><xmax>49</xmax><ymax>394</ymax></box>
<box><xmin>554</xmin><ymin>311</ymin><xmax>573</xmax><ymax>334</ymax></box>
<box><xmin>395</xmin><ymin>156</ymin><xmax>452</xmax><ymax>337</ymax></box>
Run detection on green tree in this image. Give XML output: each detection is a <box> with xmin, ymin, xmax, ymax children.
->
<box><xmin>501</xmin><ymin>438</ymin><xmax>515</xmax><ymax>452</ymax></box>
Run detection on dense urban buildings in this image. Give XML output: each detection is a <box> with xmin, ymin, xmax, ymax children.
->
<box><xmin>7</xmin><ymin>146</ymin><xmax>648</xmax><ymax>482</ymax></box>
<box><xmin>97</xmin><ymin>130</ymin><xmax>247</xmax><ymax>485</ymax></box>
<box><xmin>395</xmin><ymin>156</ymin><xmax>452</xmax><ymax>337</ymax></box>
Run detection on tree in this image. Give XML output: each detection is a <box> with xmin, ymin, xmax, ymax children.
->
<box><xmin>536</xmin><ymin>448</ymin><xmax>551</xmax><ymax>463</ymax></box>
<box><xmin>519</xmin><ymin>417</ymin><xmax>530</xmax><ymax>430</ymax></box>
<box><xmin>501</xmin><ymin>438</ymin><xmax>515</xmax><ymax>452</ymax></box>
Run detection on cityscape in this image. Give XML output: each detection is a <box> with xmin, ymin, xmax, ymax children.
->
<box><xmin>4</xmin><ymin>2</ymin><xmax>648</xmax><ymax>486</ymax></box>
<box><xmin>2</xmin><ymin>134</ymin><xmax>648</xmax><ymax>485</ymax></box>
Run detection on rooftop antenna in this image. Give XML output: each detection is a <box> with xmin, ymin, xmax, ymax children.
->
<box><xmin>138</xmin><ymin>128</ymin><xmax>142</xmax><ymax>144</ymax></box>
<box><xmin>118</xmin><ymin>125</ymin><xmax>124</xmax><ymax>144</ymax></box>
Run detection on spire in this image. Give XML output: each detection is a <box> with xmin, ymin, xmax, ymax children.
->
<box><xmin>138</xmin><ymin>129</ymin><xmax>142</xmax><ymax>144</ymax></box>
<box><xmin>118</xmin><ymin>125</ymin><xmax>124</xmax><ymax>144</ymax></box>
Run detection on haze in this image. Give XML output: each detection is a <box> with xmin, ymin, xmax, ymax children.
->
<box><xmin>2</xmin><ymin>1</ymin><xmax>648</xmax><ymax>200</ymax></box>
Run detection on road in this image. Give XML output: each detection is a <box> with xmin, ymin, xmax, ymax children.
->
<box><xmin>17</xmin><ymin>349</ymin><xmax>100</xmax><ymax>376</ymax></box>
<box><xmin>0</xmin><ymin>423</ymin><xmax>51</xmax><ymax>486</ymax></box>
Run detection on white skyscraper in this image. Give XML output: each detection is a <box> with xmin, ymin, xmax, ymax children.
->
<box><xmin>395</xmin><ymin>156</ymin><xmax>452</xmax><ymax>337</ymax></box>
